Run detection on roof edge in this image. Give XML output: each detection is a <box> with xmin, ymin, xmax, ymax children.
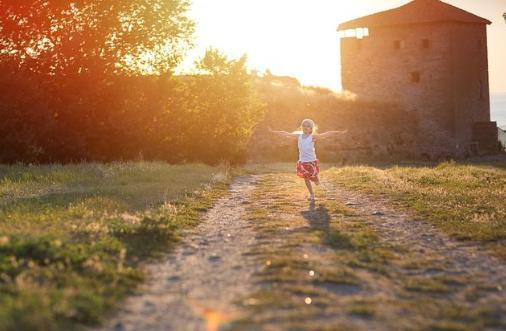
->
<box><xmin>337</xmin><ymin>0</ymin><xmax>492</xmax><ymax>31</ymax></box>
<box><xmin>337</xmin><ymin>19</ymin><xmax>492</xmax><ymax>31</ymax></box>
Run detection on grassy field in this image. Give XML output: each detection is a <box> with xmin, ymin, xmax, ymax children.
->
<box><xmin>1</xmin><ymin>160</ymin><xmax>504</xmax><ymax>330</ymax></box>
<box><xmin>0</xmin><ymin>162</ymin><xmax>231</xmax><ymax>331</ymax></box>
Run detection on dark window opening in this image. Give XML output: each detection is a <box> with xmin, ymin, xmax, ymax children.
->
<box><xmin>393</xmin><ymin>40</ymin><xmax>401</xmax><ymax>49</ymax></box>
<box><xmin>422</xmin><ymin>39</ymin><xmax>430</xmax><ymax>49</ymax></box>
<box><xmin>411</xmin><ymin>72</ymin><xmax>421</xmax><ymax>83</ymax></box>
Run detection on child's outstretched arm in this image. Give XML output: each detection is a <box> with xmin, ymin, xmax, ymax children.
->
<box><xmin>313</xmin><ymin>129</ymin><xmax>348</xmax><ymax>141</ymax></box>
<box><xmin>268</xmin><ymin>126</ymin><xmax>298</xmax><ymax>140</ymax></box>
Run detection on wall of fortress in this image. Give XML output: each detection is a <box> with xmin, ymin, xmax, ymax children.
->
<box><xmin>340</xmin><ymin>22</ymin><xmax>489</xmax><ymax>157</ymax></box>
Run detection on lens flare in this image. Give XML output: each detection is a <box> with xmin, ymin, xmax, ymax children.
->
<box><xmin>187</xmin><ymin>299</ymin><xmax>241</xmax><ymax>331</ymax></box>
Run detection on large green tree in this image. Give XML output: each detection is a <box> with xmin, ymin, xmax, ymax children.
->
<box><xmin>0</xmin><ymin>0</ymin><xmax>195</xmax><ymax>76</ymax></box>
<box><xmin>0</xmin><ymin>0</ymin><xmax>196</xmax><ymax>163</ymax></box>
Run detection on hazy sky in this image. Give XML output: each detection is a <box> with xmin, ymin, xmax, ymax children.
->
<box><xmin>181</xmin><ymin>0</ymin><xmax>506</xmax><ymax>93</ymax></box>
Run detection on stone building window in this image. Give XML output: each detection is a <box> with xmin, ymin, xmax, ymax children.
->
<box><xmin>393</xmin><ymin>40</ymin><xmax>405</xmax><ymax>50</ymax></box>
<box><xmin>411</xmin><ymin>72</ymin><xmax>421</xmax><ymax>83</ymax></box>
<box><xmin>422</xmin><ymin>39</ymin><xmax>430</xmax><ymax>49</ymax></box>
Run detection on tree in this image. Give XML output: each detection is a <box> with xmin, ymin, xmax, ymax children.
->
<box><xmin>0</xmin><ymin>0</ymin><xmax>196</xmax><ymax>163</ymax></box>
<box><xmin>0</xmin><ymin>0</ymin><xmax>195</xmax><ymax>76</ymax></box>
<box><xmin>163</xmin><ymin>48</ymin><xmax>266</xmax><ymax>164</ymax></box>
<box><xmin>0</xmin><ymin>3</ymin><xmax>266</xmax><ymax>164</ymax></box>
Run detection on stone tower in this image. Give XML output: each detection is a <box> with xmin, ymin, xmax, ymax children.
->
<box><xmin>338</xmin><ymin>0</ymin><xmax>498</xmax><ymax>158</ymax></box>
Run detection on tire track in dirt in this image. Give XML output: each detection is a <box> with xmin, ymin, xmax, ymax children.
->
<box><xmin>318</xmin><ymin>179</ymin><xmax>506</xmax><ymax>329</ymax></box>
<box><xmin>95</xmin><ymin>175</ymin><xmax>261</xmax><ymax>331</ymax></box>
<box><xmin>322</xmin><ymin>180</ymin><xmax>506</xmax><ymax>302</ymax></box>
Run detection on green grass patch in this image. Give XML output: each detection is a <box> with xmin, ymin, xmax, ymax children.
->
<box><xmin>0</xmin><ymin>162</ymin><xmax>231</xmax><ymax>331</ymax></box>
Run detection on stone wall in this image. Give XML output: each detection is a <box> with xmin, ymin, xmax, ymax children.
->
<box><xmin>450</xmin><ymin>23</ymin><xmax>491</xmax><ymax>155</ymax></box>
<box><xmin>472</xmin><ymin>122</ymin><xmax>500</xmax><ymax>154</ymax></box>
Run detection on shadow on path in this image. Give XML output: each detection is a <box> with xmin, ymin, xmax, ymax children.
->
<box><xmin>301</xmin><ymin>202</ymin><xmax>330</xmax><ymax>233</ymax></box>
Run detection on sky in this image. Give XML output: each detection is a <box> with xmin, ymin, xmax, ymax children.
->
<box><xmin>180</xmin><ymin>0</ymin><xmax>506</xmax><ymax>93</ymax></box>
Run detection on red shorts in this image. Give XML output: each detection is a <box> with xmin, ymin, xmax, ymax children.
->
<box><xmin>296</xmin><ymin>159</ymin><xmax>320</xmax><ymax>182</ymax></box>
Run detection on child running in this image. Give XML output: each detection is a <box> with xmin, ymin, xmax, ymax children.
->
<box><xmin>269</xmin><ymin>119</ymin><xmax>347</xmax><ymax>201</ymax></box>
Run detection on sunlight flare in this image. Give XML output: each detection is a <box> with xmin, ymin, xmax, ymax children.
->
<box><xmin>187</xmin><ymin>299</ymin><xmax>241</xmax><ymax>331</ymax></box>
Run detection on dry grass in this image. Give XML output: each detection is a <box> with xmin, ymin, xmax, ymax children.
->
<box><xmin>0</xmin><ymin>162</ymin><xmax>231</xmax><ymax>331</ymax></box>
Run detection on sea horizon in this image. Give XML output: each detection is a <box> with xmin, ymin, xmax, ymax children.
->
<box><xmin>491</xmin><ymin>92</ymin><xmax>506</xmax><ymax>129</ymax></box>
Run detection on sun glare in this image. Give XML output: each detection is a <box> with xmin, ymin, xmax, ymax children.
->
<box><xmin>178</xmin><ymin>0</ymin><xmax>395</xmax><ymax>90</ymax></box>
<box><xmin>180</xmin><ymin>0</ymin><xmax>505</xmax><ymax>93</ymax></box>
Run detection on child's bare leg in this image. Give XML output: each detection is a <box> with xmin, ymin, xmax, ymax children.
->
<box><xmin>304</xmin><ymin>178</ymin><xmax>314</xmax><ymax>197</ymax></box>
<box><xmin>314</xmin><ymin>175</ymin><xmax>320</xmax><ymax>186</ymax></box>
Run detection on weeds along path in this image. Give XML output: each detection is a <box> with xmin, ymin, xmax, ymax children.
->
<box><xmin>96</xmin><ymin>176</ymin><xmax>261</xmax><ymax>331</ymax></box>
<box><xmin>231</xmin><ymin>173</ymin><xmax>506</xmax><ymax>331</ymax></box>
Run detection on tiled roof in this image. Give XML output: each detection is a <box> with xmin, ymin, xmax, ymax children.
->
<box><xmin>338</xmin><ymin>0</ymin><xmax>491</xmax><ymax>30</ymax></box>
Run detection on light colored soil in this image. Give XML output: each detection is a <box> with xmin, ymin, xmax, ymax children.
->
<box><xmin>95</xmin><ymin>176</ymin><xmax>261</xmax><ymax>331</ymax></box>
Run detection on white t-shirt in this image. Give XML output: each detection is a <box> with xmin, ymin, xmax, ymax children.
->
<box><xmin>298</xmin><ymin>134</ymin><xmax>317</xmax><ymax>162</ymax></box>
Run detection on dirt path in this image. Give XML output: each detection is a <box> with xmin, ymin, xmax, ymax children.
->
<box><xmin>96</xmin><ymin>173</ymin><xmax>506</xmax><ymax>331</ymax></box>
<box><xmin>232</xmin><ymin>173</ymin><xmax>506</xmax><ymax>330</ymax></box>
<box><xmin>96</xmin><ymin>176</ymin><xmax>261</xmax><ymax>331</ymax></box>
